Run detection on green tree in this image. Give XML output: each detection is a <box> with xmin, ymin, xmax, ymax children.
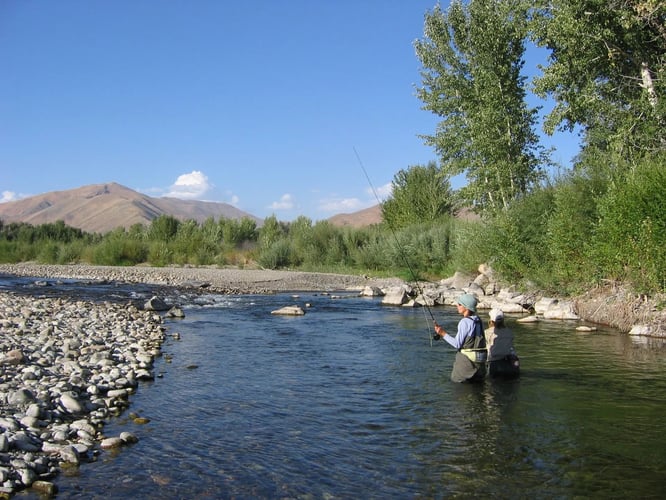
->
<box><xmin>259</xmin><ymin>215</ymin><xmax>286</xmax><ymax>251</ymax></box>
<box><xmin>381</xmin><ymin>161</ymin><xmax>454</xmax><ymax>228</ymax></box>
<box><xmin>415</xmin><ymin>0</ymin><xmax>547</xmax><ymax>214</ymax></box>
<box><xmin>220</xmin><ymin>217</ymin><xmax>258</xmax><ymax>246</ymax></box>
<box><xmin>149</xmin><ymin>215</ymin><xmax>180</xmax><ymax>242</ymax></box>
<box><xmin>531</xmin><ymin>0</ymin><xmax>665</xmax><ymax>161</ymax></box>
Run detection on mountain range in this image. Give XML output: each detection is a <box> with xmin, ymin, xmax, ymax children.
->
<box><xmin>0</xmin><ymin>183</ymin><xmax>382</xmax><ymax>234</ymax></box>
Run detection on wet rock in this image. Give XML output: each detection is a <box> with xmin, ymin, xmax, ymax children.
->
<box><xmin>100</xmin><ymin>437</ymin><xmax>123</xmax><ymax>449</ymax></box>
<box><xmin>31</xmin><ymin>480</ymin><xmax>57</xmax><ymax>496</ymax></box>
<box><xmin>271</xmin><ymin>305</ymin><xmax>305</xmax><ymax>316</ymax></box>
<box><xmin>166</xmin><ymin>306</ymin><xmax>185</xmax><ymax>318</ymax></box>
<box><xmin>144</xmin><ymin>296</ymin><xmax>169</xmax><ymax>311</ymax></box>
<box><xmin>120</xmin><ymin>431</ymin><xmax>139</xmax><ymax>444</ymax></box>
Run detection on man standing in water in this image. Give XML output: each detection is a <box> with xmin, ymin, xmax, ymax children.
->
<box><xmin>433</xmin><ymin>294</ymin><xmax>487</xmax><ymax>383</ymax></box>
<box><xmin>485</xmin><ymin>308</ymin><xmax>520</xmax><ymax>379</ymax></box>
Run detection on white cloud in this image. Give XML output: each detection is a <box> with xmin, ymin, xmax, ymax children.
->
<box><xmin>268</xmin><ymin>194</ymin><xmax>295</xmax><ymax>211</ymax></box>
<box><xmin>1</xmin><ymin>191</ymin><xmax>17</xmax><ymax>203</ymax></box>
<box><xmin>318</xmin><ymin>197</ymin><xmax>364</xmax><ymax>213</ymax></box>
<box><xmin>164</xmin><ymin>171</ymin><xmax>212</xmax><ymax>200</ymax></box>
<box><xmin>372</xmin><ymin>182</ymin><xmax>393</xmax><ymax>200</ymax></box>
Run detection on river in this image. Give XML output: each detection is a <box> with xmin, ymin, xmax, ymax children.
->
<box><xmin>9</xmin><ymin>281</ymin><xmax>666</xmax><ymax>499</ymax></box>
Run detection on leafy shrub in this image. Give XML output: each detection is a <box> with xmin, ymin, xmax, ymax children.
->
<box><xmin>591</xmin><ymin>157</ymin><xmax>666</xmax><ymax>293</ymax></box>
<box><xmin>258</xmin><ymin>238</ymin><xmax>295</xmax><ymax>269</ymax></box>
<box><xmin>477</xmin><ymin>187</ymin><xmax>556</xmax><ymax>288</ymax></box>
<box><xmin>544</xmin><ymin>173</ymin><xmax>603</xmax><ymax>292</ymax></box>
<box><xmin>92</xmin><ymin>238</ymin><xmax>148</xmax><ymax>266</ymax></box>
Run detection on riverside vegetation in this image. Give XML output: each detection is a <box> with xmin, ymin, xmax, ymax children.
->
<box><xmin>0</xmin><ymin>184</ymin><xmax>664</xmax><ymax>335</ymax></box>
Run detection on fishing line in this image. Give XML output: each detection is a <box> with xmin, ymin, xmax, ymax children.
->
<box><xmin>353</xmin><ymin>147</ymin><xmax>437</xmax><ymax>346</ymax></box>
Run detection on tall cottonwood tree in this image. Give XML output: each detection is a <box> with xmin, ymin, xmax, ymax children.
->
<box><xmin>415</xmin><ymin>0</ymin><xmax>547</xmax><ymax>214</ymax></box>
<box><xmin>531</xmin><ymin>0</ymin><xmax>665</xmax><ymax>162</ymax></box>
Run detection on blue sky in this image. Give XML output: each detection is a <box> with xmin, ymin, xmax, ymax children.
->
<box><xmin>1</xmin><ymin>0</ymin><xmax>578</xmax><ymax>222</ymax></box>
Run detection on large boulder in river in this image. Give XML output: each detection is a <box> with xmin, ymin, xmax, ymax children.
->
<box><xmin>536</xmin><ymin>298</ymin><xmax>580</xmax><ymax>320</ymax></box>
<box><xmin>144</xmin><ymin>296</ymin><xmax>169</xmax><ymax>311</ymax></box>
<box><xmin>382</xmin><ymin>287</ymin><xmax>410</xmax><ymax>306</ymax></box>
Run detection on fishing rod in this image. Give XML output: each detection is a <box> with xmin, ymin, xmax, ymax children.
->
<box><xmin>353</xmin><ymin>147</ymin><xmax>438</xmax><ymax>346</ymax></box>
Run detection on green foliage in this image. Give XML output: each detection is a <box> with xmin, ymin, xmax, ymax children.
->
<box><xmin>258</xmin><ymin>238</ymin><xmax>294</xmax><ymax>269</ymax></box>
<box><xmin>149</xmin><ymin>215</ymin><xmax>180</xmax><ymax>242</ymax></box>
<box><xmin>415</xmin><ymin>0</ymin><xmax>547</xmax><ymax>213</ymax></box>
<box><xmin>381</xmin><ymin>161</ymin><xmax>454</xmax><ymax>229</ymax></box>
<box><xmin>309</xmin><ymin>221</ymin><xmax>346</xmax><ymax>266</ymax></box>
<box><xmin>259</xmin><ymin>215</ymin><xmax>287</xmax><ymax>251</ymax></box>
<box><xmin>0</xmin><ymin>241</ymin><xmax>24</xmax><ymax>263</ymax></box>
<box><xmin>91</xmin><ymin>236</ymin><xmax>149</xmax><ymax>266</ymax></box>
<box><xmin>446</xmin><ymin>219</ymin><xmax>491</xmax><ymax>275</ymax></box>
<box><xmin>483</xmin><ymin>187</ymin><xmax>556</xmax><ymax>287</ymax></box>
<box><xmin>380</xmin><ymin>220</ymin><xmax>452</xmax><ymax>278</ymax></box>
<box><xmin>591</xmin><ymin>157</ymin><xmax>666</xmax><ymax>292</ymax></box>
<box><xmin>147</xmin><ymin>242</ymin><xmax>172</xmax><ymax>267</ymax></box>
<box><xmin>543</xmin><ymin>172</ymin><xmax>602</xmax><ymax>288</ymax></box>
<box><xmin>221</xmin><ymin>217</ymin><xmax>258</xmax><ymax>246</ymax></box>
<box><xmin>531</xmin><ymin>0</ymin><xmax>665</xmax><ymax>159</ymax></box>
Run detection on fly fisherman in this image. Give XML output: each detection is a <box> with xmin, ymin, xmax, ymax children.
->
<box><xmin>433</xmin><ymin>294</ymin><xmax>487</xmax><ymax>383</ymax></box>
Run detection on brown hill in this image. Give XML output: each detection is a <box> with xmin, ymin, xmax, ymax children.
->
<box><xmin>327</xmin><ymin>204</ymin><xmax>480</xmax><ymax>227</ymax></box>
<box><xmin>328</xmin><ymin>204</ymin><xmax>383</xmax><ymax>227</ymax></box>
<box><xmin>0</xmin><ymin>183</ymin><xmax>263</xmax><ymax>234</ymax></box>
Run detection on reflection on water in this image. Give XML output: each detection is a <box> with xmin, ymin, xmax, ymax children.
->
<box><xmin>7</xmin><ymin>283</ymin><xmax>666</xmax><ymax>499</ymax></box>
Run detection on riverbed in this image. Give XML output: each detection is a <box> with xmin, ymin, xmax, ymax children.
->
<box><xmin>8</xmin><ymin>281</ymin><xmax>666</xmax><ymax>499</ymax></box>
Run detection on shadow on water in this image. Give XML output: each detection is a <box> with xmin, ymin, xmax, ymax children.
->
<box><xmin>5</xmin><ymin>278</ymin><xmax>666</xmax><ymax>499</ymax></box>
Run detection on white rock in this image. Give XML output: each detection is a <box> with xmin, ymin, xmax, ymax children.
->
<box><xmin>120</xmin><ymin>431</ymin><xmax>139</xmax><ymax>444</ymax></box>
<box><xmin>270</xmin><ymin>305</ymin><xmax>306</xmax><ymax>316</ymax></box>
<box><xmin>381</xmin><ymin>288</ymin><xmax>409</xmax><ymax>306</ymax></box>
<box><xmin>629</xmin><ymin>324</ymin><xmax>652</xmax><ymax>336</ymax></box>
<box><xmin>359</xmin><ymin>286</ymin><xmax>385</xmax><ymax>297</ymax></box>
<box><xmin>576</xmin><ymin>326</ymin><xmax>597</xmax><ymax>332</ymax></box>
<box><xmin>59</xmin><ymin>392</ymin><xmax>84</xmax><ymax>414</ymax></box>
<box><xmin>100</xmin><ymin>436</ymin><xmax>123</xmax><ymax>449</ymax></box>
<box><xmin>517</xmin><ymin>315</ymin><xmax>539</xmax><ymax>323</ymax></box>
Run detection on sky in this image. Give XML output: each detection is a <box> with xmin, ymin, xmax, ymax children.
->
<box><xmin>1</xmin><ymin>0</ymin><xmax>579</xmax><ymax>222</ymax></box>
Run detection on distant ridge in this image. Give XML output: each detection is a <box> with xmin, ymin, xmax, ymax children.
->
<box><xmin>326</xmin><ymin>204</ymin><xmax>480</xmax><ymax>227</ymax></box>
<box><xmin>327</xmin><ymin>204</ymin><xmax>382</xmax><ymax>227</ymax></box>
<box><xmin>0</xmin><ymin>183</ymin><xmax>263</xmax><ymax>234</ymax></box>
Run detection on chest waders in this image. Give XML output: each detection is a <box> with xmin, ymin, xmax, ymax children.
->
<box><xmin>460</xmin><ymin>317</ymin><xmax>488</xmax><ymax>363</ymax></box>
<box><xmin>451</xmin><ymin>316</ymin><xmax>487</xmax><ymax>383</ymax></box>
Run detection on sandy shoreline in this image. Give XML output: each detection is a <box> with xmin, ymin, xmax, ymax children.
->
<box><xmin>0</xmin><ymin>263</ymin><xmax>403</xmax><ymax>294</ymax></box>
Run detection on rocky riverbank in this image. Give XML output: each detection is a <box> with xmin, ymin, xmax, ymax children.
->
<box><xmin>0</xmin><ymin>292</ymin><xmax>166</xmax><ymax>498</ymax></box>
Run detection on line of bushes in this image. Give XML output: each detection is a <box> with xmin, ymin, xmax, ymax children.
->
<box><xmin>1</xmin><ymin>155</ymin><xmax>664</xmax><ymax>298</ymax></box>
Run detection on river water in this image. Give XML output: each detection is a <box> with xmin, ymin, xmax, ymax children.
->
<box><xmin>7</xmin><ymin>279</ymin><xmax>666</xmax><ymax>499</ymax></box>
